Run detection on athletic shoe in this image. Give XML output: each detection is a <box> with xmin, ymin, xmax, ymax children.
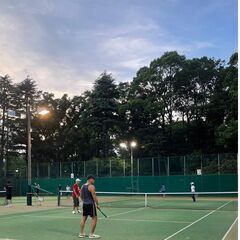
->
<box><xmin>89</xmin><ymin>234</ymin><xmax>101</xmax><ymax>239</ymax></box>
<box><xmin>78</xmin><ymin>234</ymin><xmax>86</xmax><ymax>238</ymax></box>
<box><xmin>72</xmin><ymin>211</ymin><xmax>76</xmax><ymax>214</ymax></box>
<box><xmin>78</xmin><ymin>210</ymin><xmax>82</xmax><ymax>213</ymax></box>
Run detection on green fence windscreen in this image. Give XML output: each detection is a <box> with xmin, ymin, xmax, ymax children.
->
<box><xmin>5</xmin><ymin>174</ymin><xmax>237</xmax><ymax>196</ymax></box>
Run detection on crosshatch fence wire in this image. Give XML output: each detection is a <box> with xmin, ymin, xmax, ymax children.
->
<box><xmin>4</xmin><ymin>153</ymin><xmax>237</xmax><ymax>179</ymax></box>
<box><xmin>58</xmin><ymin>190</ymin><xmax>237</xmax><ymax>211</ymax></box>
<box><xmin>0</xmin><ymin>191</ymin><xmax>6</xmax><ymax>205</ymax></box>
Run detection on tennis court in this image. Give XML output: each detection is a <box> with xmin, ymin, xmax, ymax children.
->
<box><xmin>0</xmin><ymin>193</ymin><xmax>237</xmax><ymax>240</ymax></box>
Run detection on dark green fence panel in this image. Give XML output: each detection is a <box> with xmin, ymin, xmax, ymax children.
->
<box><xmin>14</xmin><ymin>174</ymin><xmax>237</xmax><ymax>196</ymax></box>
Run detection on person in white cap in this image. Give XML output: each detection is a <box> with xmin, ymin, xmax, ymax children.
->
<box><xmin>190</xmin><ymin>182</ymin><xmax>196</xmax><ymax>202</ymax></box>
<box><xmin>72</xmin><ymin>178</ymin><xmax>81</xmax><ymax>214</ymax></box>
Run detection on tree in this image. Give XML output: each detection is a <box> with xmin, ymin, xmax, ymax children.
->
<box><xmin>85</xmin><ymin>72</ymin><xmax>120</xmax><ymax>158</ymax></box>
<box><xmin>0</xmin><ymin>75</ymin><xmax>14</xmax><ymax>174</ymax></box>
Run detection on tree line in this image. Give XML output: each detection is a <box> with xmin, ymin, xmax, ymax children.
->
<box><xmin>0</xmin><ymin>51</ymin><xmax>237</xmax><ymax>173</ymax></box>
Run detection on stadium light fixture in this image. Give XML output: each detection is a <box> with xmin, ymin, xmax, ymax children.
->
<box><xmin>130</xmin><ymin>141</ymin><xmax>137</xmax><ymax>148</ymax></box>
<box><xmin>120</xmin><ymin>142</ymin><xmax>127</xmax><ymax>149</ymax></box>
<box><xmin>38</xmin><ymin>109</ymin><xmax>50</xmax><ymax>115</ymax></box>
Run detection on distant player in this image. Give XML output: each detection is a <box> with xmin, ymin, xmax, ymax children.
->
<box><xmin>190</xmin><ymin>182</ymin><xmax>196</xmax><ymax>202</ymax></box>
<box><xmin>4</xmin><ymin>181</ymin><xmax>13</xmax><ymax>207</ymax></box>
<box><xmin>79</xmin><ymin>175</ymin><xmax>101</xmax><ymax>239</ymax></box>
<box><xmin>34</xmin><ymin>183</ymin><xmax>40</xmax><ymax>197</ymax></box>
<box><xmin>159</xmin><ymin>184</ymin><xmax>166</xmax><ymax>197</ymax></box>
<box><xmin>72</xmin><ymin>178</ymin><xmax>81</xmax><ymax>214</ymax></box>
<box><xmin>66</xmin><ymin>185</ymin><xmax>71</xmax><ymax>198</ymax></box>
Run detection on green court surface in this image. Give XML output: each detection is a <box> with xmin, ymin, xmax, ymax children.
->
<box><xmin>0</xmin><ymin>196</ymin><xmax>238</xmax><ymax>240</ymax></box>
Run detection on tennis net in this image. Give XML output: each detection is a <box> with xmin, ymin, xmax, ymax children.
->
<box><xmin>58</xmin><ymin>191</ymin><xmax>237</xmax><ymax>211</ymax></box>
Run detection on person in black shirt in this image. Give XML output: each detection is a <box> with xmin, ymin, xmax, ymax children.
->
<box><xmin>4</xmin><ymin>181</ymin><xmax>13</xmax><ymax>207</ymax></box>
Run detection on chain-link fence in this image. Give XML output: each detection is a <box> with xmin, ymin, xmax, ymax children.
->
<box><xmin>2</xmin><ymin>153</ymin><xmax>237</xmax><ymax>179</ymax></box>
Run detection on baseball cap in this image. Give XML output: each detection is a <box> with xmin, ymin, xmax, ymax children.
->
<box><xmin>190</xmin><ymin>182</ymin><xmax>194</xmax><ymax>185</ymax></box>
<box><xmin>87</xmin><ymin>174</ymin><xmax>95</xmax><ymax>180</ymax></box>
<box><xmin>76</xmin><ymin>178</ymin><xmax>81</xmax><ymax>182</ymax></box>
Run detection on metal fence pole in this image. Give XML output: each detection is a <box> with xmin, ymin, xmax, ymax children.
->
<box><xmin>137</xmin><ymin>158</ymin><xmax>139</xmax><ymax>176</ymax></box>
<box><xmin>167</xmin><ymin>157</ymin><xmax>170</xmax><ymax>176</ymax></box>
<box><xmin>158</xmin><ymin>157</ymin><xmax>161</xmax><ymax>176</ymax></box>
<box><xmin>152</xmin><ymin>158</ymin><xmax>154</xmax><ymax>176</ymax></box>
<box><xmin>71</xmin><ymin>162</ymin><xmax>74</xmax><ymax>174</ymax></box>
<box><xmin>47</xmin><ymin>162</ymin><xmax>50</xmax><ymax>178</ymax></box>
<box><xmin>123</xmin><ymin>159</ymin><xmax>125</xmax><ymax>177</ymax></box>
<box><xmin>109</xmin><ymin>159</ymin><xmax>112</xmax><ymax>177</ymax></box>
<box><xmin>96</xmin><ymin>159</ymin><xmax>98</xmax><ymax>177</ymax></box>
<box><xmin>37</xmin><ymin>162</ymin><xmax>39</xmax><ymax>178</ymax></box>
<box><xmin>59</xmin><ymin>162</ymin><xmax>62</xmax><ymax>178</ymax></box>
<box><xmin>84</xmin><ymin>161</ymin><xmax>86</xmax><ymax>178</ymax></box>
<box><xmin>217</xmin><ymin>154</ymin><xmax>220</xmax><ymax>175</ymax></box>
<box><xmin>183</xmin><ymin>156</ymin><xmax>186</xmax><ymax>176</ymax></box>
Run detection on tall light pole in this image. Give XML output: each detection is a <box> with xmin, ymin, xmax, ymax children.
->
<box><xmin>120</xmin><ymin>141</ymin><xmax>137</xmax><ymax>192</ymax></box>
<box><xmin>27</xmin><ymin>106</ymin><xmax>49</xmax><ymax>206</ymax></box>
<box><xmin>27</xmin><ymin>105</ymin><xmax>32</xmax><ymax>206</ymax></box>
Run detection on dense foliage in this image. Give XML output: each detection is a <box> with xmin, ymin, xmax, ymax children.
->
<box><xmin>0</xmin><ymin>52</ymin><xmax>237</xmax><ymax>173</ymax></box>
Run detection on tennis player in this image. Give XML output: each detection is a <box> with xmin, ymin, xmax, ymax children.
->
<box><xmin>66</xmin><ymin>184</ymin><xmax>71</xmax><ymax>198</ymax></box>
<box><xmin>34</xmin><ymin>183</ymin><xmax>40</xmax><ymax>197</ymax></box>
<box><xmin>79</xmin><ymin>174</ymin><xmax>101</xmax><ymax>239</ymax></box>
<box><xmin>190</xmin><ymin>182</ymin><xmax>196</xmax><ymax>202</ymax></box>
<box><xmin>4</xmin><ymin>181</ymin><xmax>12</xmax><ymax>207</ymax></box>
<box><xmin>72</xmin><ymin>178</ymin><xmax>81</xmax><ymax>214</ymax></box>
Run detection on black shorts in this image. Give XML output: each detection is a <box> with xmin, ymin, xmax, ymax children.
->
<box><xmin>6</xmin><ymin>194</ymin><xmax>12</xmax><ymax>200</ymax></box>
<box><xmin>73</xmin><ymin>197</ymin><xmax>79</xmax><ymax>207</ymax></box>
<box><xmin>83</xmin><ymin>203</ymin><xmax>97</xmax><ymax>218</ymax></box>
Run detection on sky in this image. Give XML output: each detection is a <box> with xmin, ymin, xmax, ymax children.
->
<box><xmin>0</xmin><ymin>0</ymin><xmax>237</xmax><ymax>97</ymax></box>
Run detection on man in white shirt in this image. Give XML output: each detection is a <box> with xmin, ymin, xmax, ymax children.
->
<box><xmin>66</xmin><ymin>185</ymin><xmax>71</xmax><ymax>198</ymax></box>
<box><xmin>190</xmin><ymin>182</ymin><xmax>196</xmax><ymax>202</ymax></box>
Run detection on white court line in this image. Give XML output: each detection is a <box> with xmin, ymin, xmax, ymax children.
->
<box><xmin>163</xmin><ymin>201</ymin><xmax>233</xmax><ymax>240</ymax></box>
<box><xmin>99</xmin><ymin>207</ymin><xmax>146</xmax><ymax>219</ymax></box>
<box><xmin>0</xmin><ymin>207</ymin><xmax>146</xmax><ymax>223</ymax></box>
<box><xmin>0</xmin><ymin>215</ymin><xmax>191</xmax><ymax>224</ymax></box>
<box><xmin>101</xmin><ymin>218</ymin><xmax>191</xmax><ymax>224</ymax></box>
<box><xmin>222</xmin><ymin>217</ymin><xmax>238</xmax><ymax>240</ymax></box>
<box><xmin>0</xmin><ymin>238</ymin><xmax>17</xmax><ymax>240</ymax></box>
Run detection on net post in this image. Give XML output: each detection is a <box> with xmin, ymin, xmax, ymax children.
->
<box><xmin>123</xmin><ymin>159</ymin><xmax>125</xmax><ymax>177</ymax></box>
<box><xmin>144</xmin><ymin>193</ymin><xmax>147</xmax><ymax>207</ymax></box>
<box><xmin>57</xmin><ymin>185</ymin><xmax>62</xmax><ymax>206</ymax></box>
<box><xmin>217</xmin><ymin>154</ymin><xmax>220</xmax><ymax>175</ymax></box>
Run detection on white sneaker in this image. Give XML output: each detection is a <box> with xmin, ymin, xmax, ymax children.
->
<box><xmin>78</xmin><ymin>210</ymin><xmax>82</xmax><ymax>213</ymax></box>
<box><xmin>89</xmin><ymin>234</ymin><xmax>101</xmax><ymax>239</ymax></box>
<box><xmin>78</xmin><ymin>234</ymin><xmax>86</xmax><ymax>238</ymax></box>
<box><xmin>72</xmin><ymin>211</ymin><xmax>76</xmax><ymax>214</ymax></box>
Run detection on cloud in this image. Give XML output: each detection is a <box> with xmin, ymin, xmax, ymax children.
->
<box><xmin>0</xmin><ymin>0</ymin><xmax>235</xmax><ymax>97</ymax></box>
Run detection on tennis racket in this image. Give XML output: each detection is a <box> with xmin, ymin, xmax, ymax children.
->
<box><xmin>97</xmin><ymin>207</ymin><xmax>107</xmax><ymax>218</ymax></box>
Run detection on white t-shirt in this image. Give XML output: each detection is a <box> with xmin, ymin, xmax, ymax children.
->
<box><xmin>66</xmin><ymin>186</ymin><xmax>71</xmax><ymax>192</ymax></box>
<box><xmin>191</xmin><ymin>185</ymin><xmax>195</xmax><ymax>193</ymax></box>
